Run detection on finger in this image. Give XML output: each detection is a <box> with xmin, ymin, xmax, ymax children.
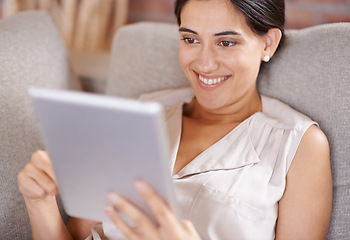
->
<box><xmin>104</xmin><ymin>206</ymin><xmax>140</xmax><ymax>240</ymax></box>
<box><xmin>135</xmin><ymin>181</ymin><xmax>182</xmax><ymax>232</ymax></box>
<box><xmin>22</xmin><ymin>162</ymin><xmax>58</xmax><ymax>196</ymax></box>
<box><xmin>182</xmin><ymin>220</ymin><xmax>201</xmax><ymax>239</ymax></box>
<box><xmin>31</xmin><ymin>150</ymin><xmax>57</xmax><ymax>182</ymax></box>
<box><xmin>18</xmin><ymin>171</ymin><xmax>47</xmax><ymax>199</ymax></box>
<box><xmin>106</xmin><ymin>193</ymin><xmax>159</xmax><ymax>239</ymax></box>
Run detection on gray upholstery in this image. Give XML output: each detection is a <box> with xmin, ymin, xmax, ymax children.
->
<box><xmin>106</xmin><ymin>22</ymin><xmax>188</xmax><ymax>98</ymax></box>
<box><xmin>107</xmin><ymin>22</ymin><xmax>350</xmax><ymax>239</ymax></box>
<box><xmin>0</xmin><ymin>11</ymin><xmax>80</xmax><ymax>239</ymax></box>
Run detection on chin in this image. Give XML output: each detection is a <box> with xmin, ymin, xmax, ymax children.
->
<box><xmin>196</xmin><ymin>95</ymin><xmax>226</xmax><ymax>110</ymax></box>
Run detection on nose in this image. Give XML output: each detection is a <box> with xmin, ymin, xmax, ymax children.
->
<box><xmin>196</xmin><ymin>44</ymin><xmax>219</xmax><ymax>73</ymax></box>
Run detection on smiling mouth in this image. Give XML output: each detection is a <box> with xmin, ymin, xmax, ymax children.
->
<box><xmin>196</xmin><ymin>72</ymin><xmax>231</xmax><ymax>86</ymax></box>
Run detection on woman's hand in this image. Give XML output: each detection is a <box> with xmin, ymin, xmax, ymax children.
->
<box><xmin>105</xmin><ymin>180</ymin><xmax>201</xmax><ymax>240</ymax></box>
<box><xmin>17</xmin><ymin>150</ymin><xmax>58</xmax><ymax>201</ymax></box>
<box><xmin>18</xmin><ymin>150</ymin><xmax>88</xmax><ymax>240</ymax></box>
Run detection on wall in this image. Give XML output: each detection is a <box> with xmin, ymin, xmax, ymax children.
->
<box><xmin>1</xmin><ymin>0</ymin><xmax>349</xmax><ymax>28</ymax></box>
<box><xmin>128</xmin><ymin>0</ymin><xmax>176</xmax><ymax>23</ymax></box>
<box><xmin>128</xmin><ymin>0</ymin><xmax>350</xmax><ymax>29</ymax></box>
<box><xmin>286</xmin><ymin>0</ymin><xmax>350</xmax><ymax>28</ymax></box>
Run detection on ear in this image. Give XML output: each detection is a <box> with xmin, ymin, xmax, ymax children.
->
<box><xmin>261</xmin><ymin>28</ymin><xmax>282</xmax><ymax>62</ymax></box>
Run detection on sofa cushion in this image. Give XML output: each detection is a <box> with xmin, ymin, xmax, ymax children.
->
<box><xmin>0</xmin><ymin>11</ymin><xmax>80</xmax><ymax>239</ymax></box>
<box><xmin>106</xmin><ymin>22</ymin><xmax>189</xmax><ymax>98</ymax></box>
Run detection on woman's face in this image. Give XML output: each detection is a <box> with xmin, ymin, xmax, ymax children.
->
<box><xmin>178</xmin><ymin>0</ymin><xmax>266</xmax><ymax>111</ymax></box>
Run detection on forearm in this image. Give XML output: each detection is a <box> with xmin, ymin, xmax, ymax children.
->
<box><xmin>24</xmin><ymin>195</ymin><xmax>73</xmax><ymax>240</ymax></box>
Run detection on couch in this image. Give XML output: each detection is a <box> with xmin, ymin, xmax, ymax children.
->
<box><xmin>0</xmin><ymin>11</ymin><xmax>349</xmax><ymax>239</ymax></box>
<box><xmin>0</xmin><ymin>11</ymin><xmax>79</xmax><ymax>239</ymax></box>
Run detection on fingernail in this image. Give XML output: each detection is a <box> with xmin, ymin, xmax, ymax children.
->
<box><xmin>107</xmin><ymin>193</ymin><xmax>119</xmax><ymax>204</ymax></box>
<box><xmin>104</xmin><ymin>206</ymin><xmax>114</xmax><ymax>217</ymax></box>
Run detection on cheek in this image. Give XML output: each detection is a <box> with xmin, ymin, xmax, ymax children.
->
<box><xmin>225</xmin><ymin>41</ymin><xmax>264</xmax><ymax>74</ymax></box>
<box><xmin>178</xmin><ymin>45</ymin><xmax>192</xmax><ymax>70</ymax></box>
<box><xmin>228</xmin><ymin>51</ymin><xmax>261</xmax><ymax>77</ymax></box>
<box><xmin>218</xmin><ymin>52</ymin><xmax>244</xmax><ymax>73</ymax></box>
<box><xmin>242</xmin><ymin>53</ymin><xmax>263</xmax><ymax>79</ymax></box>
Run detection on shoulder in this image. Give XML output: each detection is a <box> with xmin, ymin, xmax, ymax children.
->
<box><xmin>298</xmin><ymin>125</ymin><xmax>329</xmax><ymax>153</ymax></box>
<box><xmin>260</xmin><ymin>95</ymin><xmax>316</xmax><ymax>131</ymax></box>
<box><xmin>291</xmin><ymin>124</ymin><xmax>330</xmax><ymax>176</ymax></box>
<box><xmin>249</xmin><ymin>95</ymin><xmax>321</xmax><ymax>173</ymax></box>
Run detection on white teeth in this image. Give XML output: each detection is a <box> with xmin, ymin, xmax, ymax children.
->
<box><xmin>199</xmin><ymin>75</ymin><xmax>226</xmax><ymax>85</ymax></box>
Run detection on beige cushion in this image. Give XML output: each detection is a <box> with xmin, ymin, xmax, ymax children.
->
<box><xmin>106</xmin><ymin>22</ymin><xmax>188</xmax><ymax>98</ymax></box>
<box><xmin>0</xmin><ymin>11</ymin><xmax>80</xmax><ymax>239</ymax></box>
<box><xmin>107</xmin><ymin>21</ymin><xmax>350</xmax><ymax>239</ymax></box>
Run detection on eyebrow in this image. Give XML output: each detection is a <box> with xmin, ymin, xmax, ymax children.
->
<box><xmin>179</xmin><ymin>27</ymin><xmax>241</xmax><ymax>37</ymax></box>
<box><xmin>214</xmin><ymin>31</ymin><xmax>240</xmax><ymax>36</ymax></box>
<box><xmin>179</xmin><ymin>27</ymin><xmax>198</xmax><ymax>34</ymax></box>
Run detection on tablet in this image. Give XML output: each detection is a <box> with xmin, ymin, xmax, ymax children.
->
<box><xmin>29</xmin><ymin>87</ymin><xmax>179</xmax><ymax>223</ymax></box>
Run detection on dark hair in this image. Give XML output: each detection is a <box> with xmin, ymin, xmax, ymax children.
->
<box><xmin>175</xmin><ymin>0</ymin><xmax>285</xmax><ymax>47</ymax></box>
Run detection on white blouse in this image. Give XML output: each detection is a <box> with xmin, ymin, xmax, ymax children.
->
<box><xmin>92</xmin><ymin>87</ymin><xmax>317</xmax><ymax>240</ymax></box>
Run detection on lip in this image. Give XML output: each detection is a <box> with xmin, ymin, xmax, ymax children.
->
<box><xmin>194</xmin><ymin>71</ymin><xmax>231</xmax><ymax>89</ymax></box>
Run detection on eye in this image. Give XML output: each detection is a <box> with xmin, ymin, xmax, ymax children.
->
<box><xmin>182</xmin><ymin>38</ymin><xmax>200</xmax><ymax>44</ymax></box>
<box><xmin>218</xmin><ymin>41</ymin><xmax>235</xmax><ymax>47</ymax></box>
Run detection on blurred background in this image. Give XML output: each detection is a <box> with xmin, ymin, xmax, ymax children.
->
<box><xmin>1</xmin><ymin>0</ymin><xmax>349</xmax><ymax>52</ymax></box>
<box><xmin>0</xmin><ymin>0</ymin><xmax>349</xmax><ymax>92</ymax></box>
<box><xmin>128</xmin><ymin>0</ymin><xmax>350</xmax><ymax>29</ymax></box>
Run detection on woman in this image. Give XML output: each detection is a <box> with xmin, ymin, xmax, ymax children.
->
<box><xmin>18</xmin><ymin>0</ymin><xmax>332</xmax><ymax>239</ymax></box>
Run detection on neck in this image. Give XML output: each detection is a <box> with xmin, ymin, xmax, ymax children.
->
<box><xmin>183</xmin><ymin>88</ymin><xmax>262</xmax><ymax>125</ymax></box>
